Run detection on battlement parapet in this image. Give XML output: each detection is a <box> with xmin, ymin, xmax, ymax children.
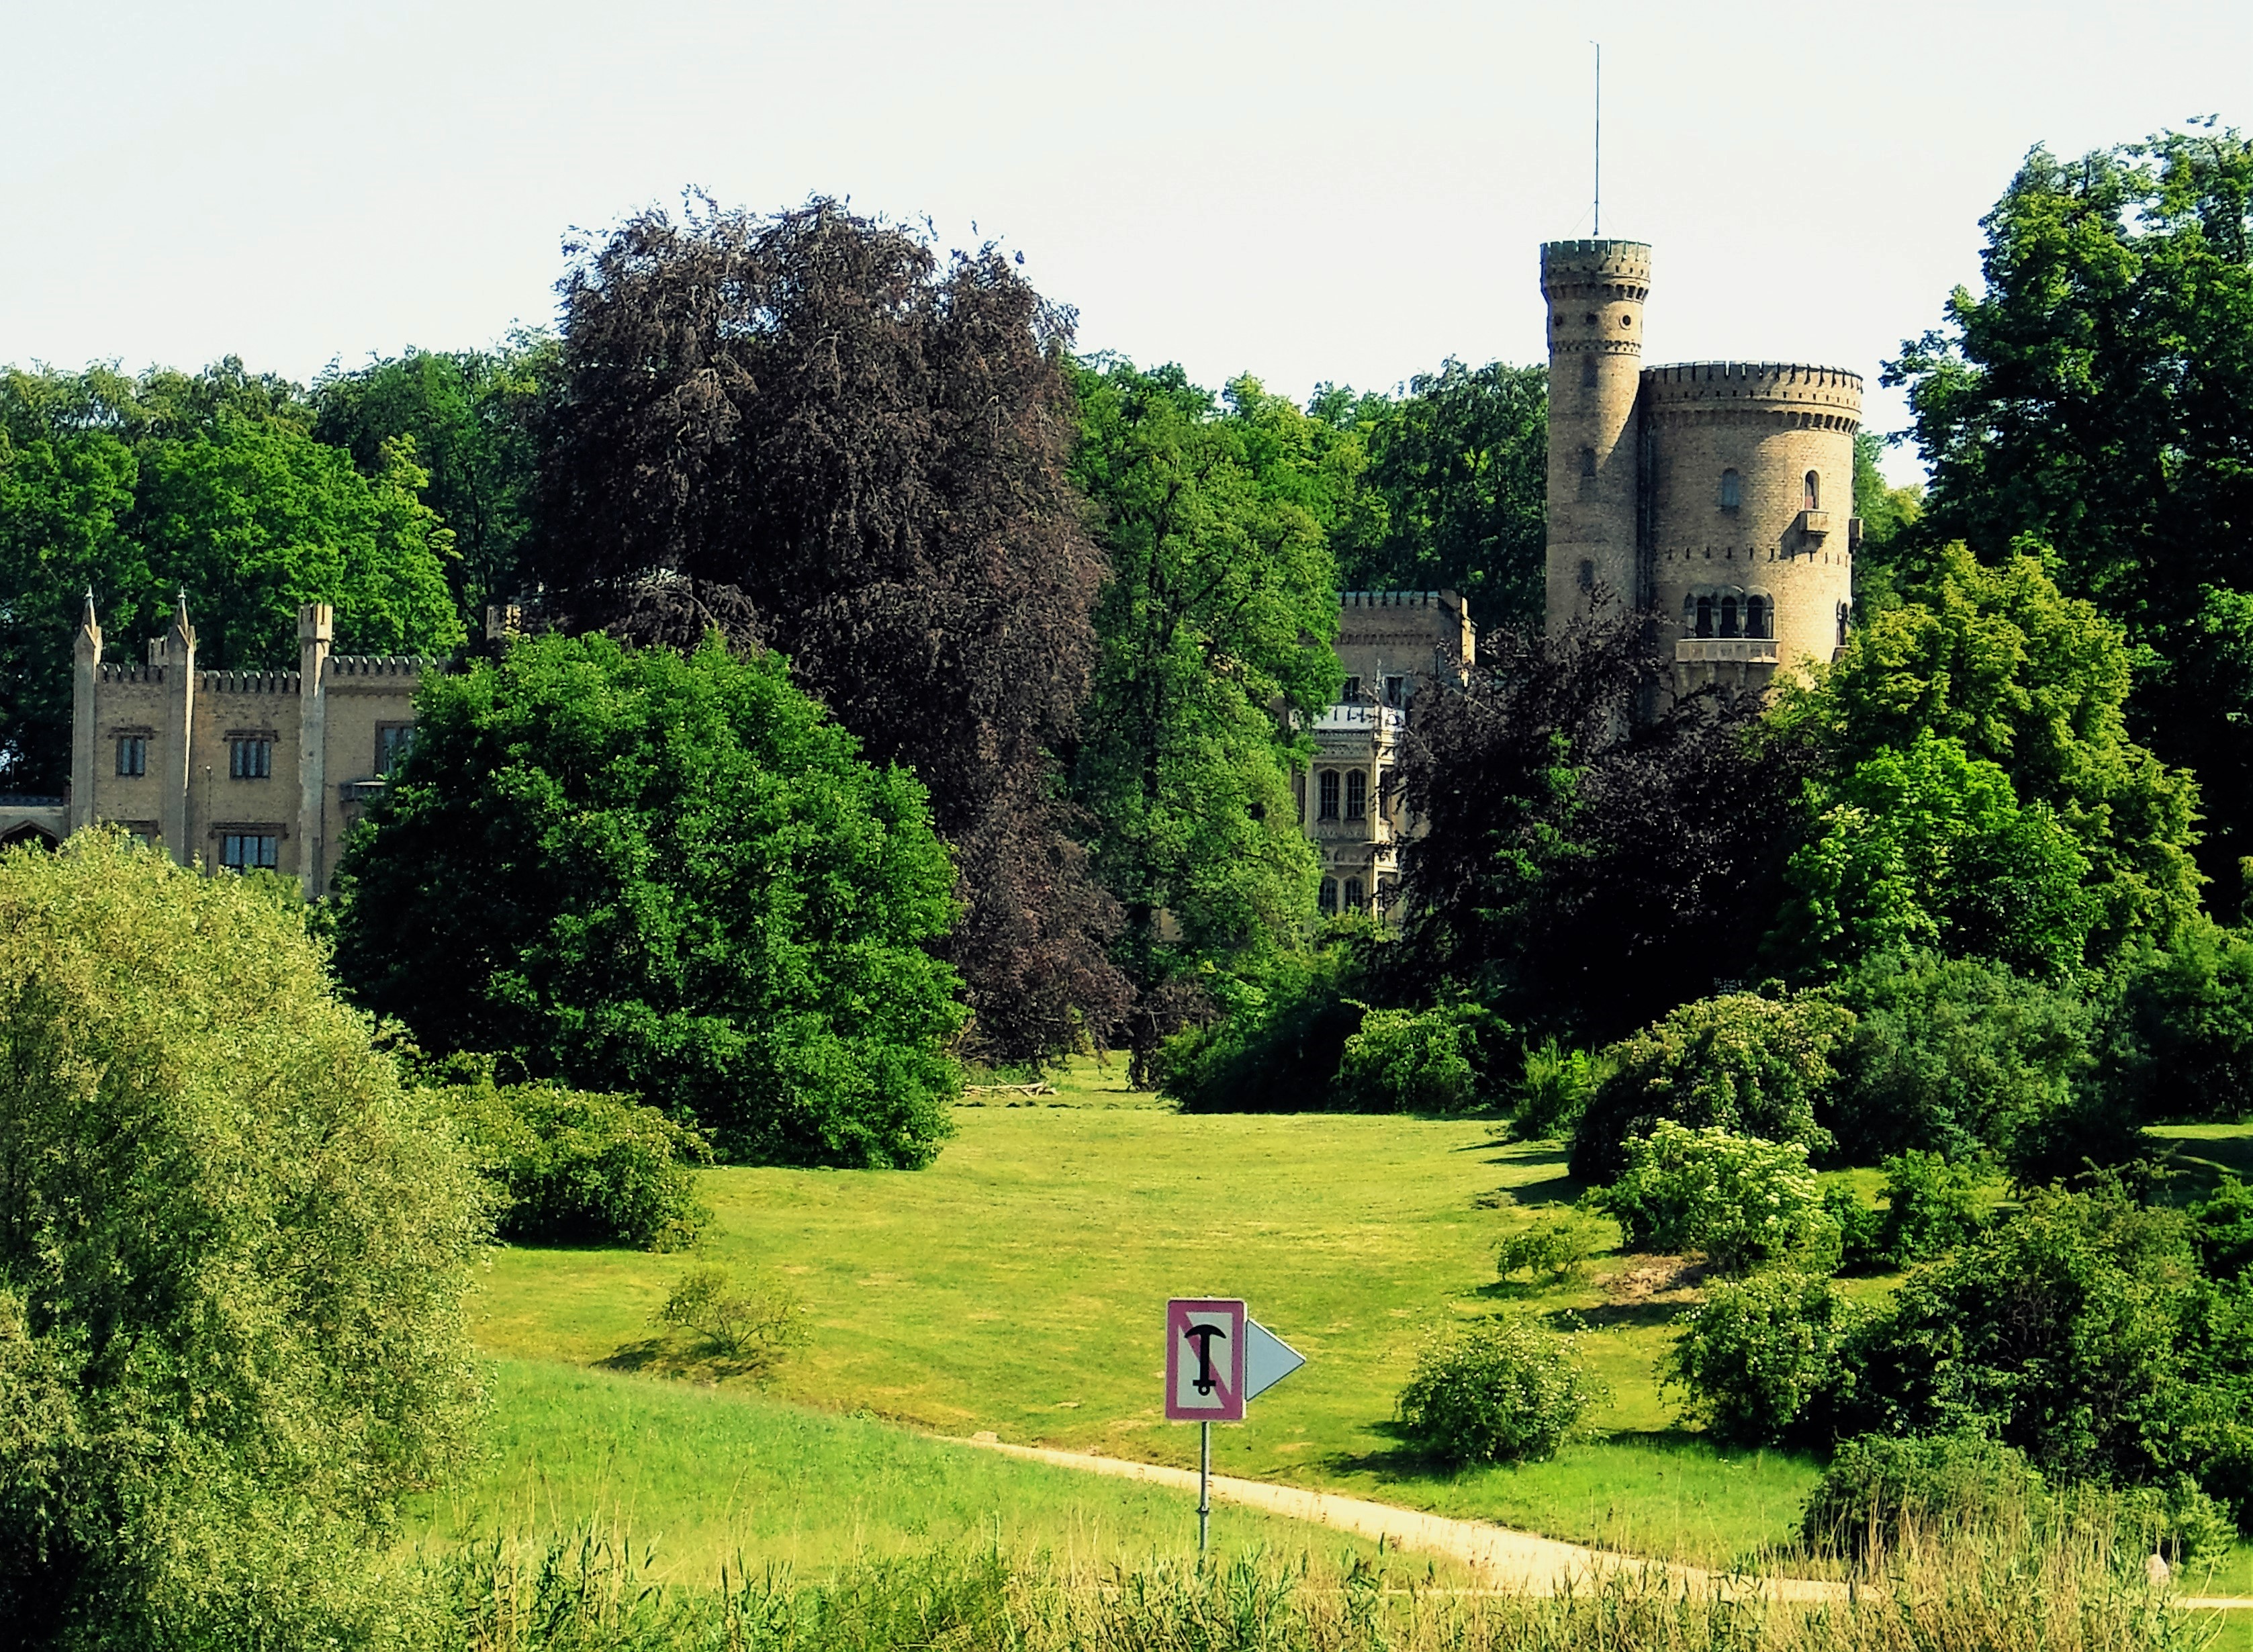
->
<box><xmin>1642</xmin><ymin>361</ymin><xmax>1864</xmax><ymax>404</ymax></box>
<box><xmin>1340</xmin><ymin>590</ymin><xmax>1456</xmax><ymax>609</ymax></box>
<box><xmin>1540</xmin><ymin>239</ymin><xmax>1653</xmax><ymax>281</ymax></box>
<box><xmin>324</xmin><ymin>655</ymin><xmax>439</xmax><ymax>680</ymax></box>
<box><xmin>200</xmin><ymin>670</ymin><xmax>302</xmax><ymax>696</ymax></box>
<box><xmin>97</xmin><ymin>663</ymin><xmax>166</xmax><ymax>685</ymax></box>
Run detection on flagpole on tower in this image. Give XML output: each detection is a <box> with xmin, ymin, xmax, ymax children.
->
<box><xmin>1591</xmin><ymin>41</ymin><xmax>1602</xmax><ymax>236</ymax></box>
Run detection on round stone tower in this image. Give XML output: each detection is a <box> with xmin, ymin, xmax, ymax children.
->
<box><xmin>1541</xmin><ymin>239</ymin><xmax>1651</xmax><ymax>631</ymax></box>
<box><xmin>1641</xmin><ymin>362</ymin><xmax>1861</xmax><ymax>688</ymax></box>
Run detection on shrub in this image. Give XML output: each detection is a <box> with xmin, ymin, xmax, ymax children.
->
<box><xmin>1846</xmin><ymin>1185</ymin><xmax>2251</xmax><ymax>1498</ymax></box>
<box><xmin>1570</xmin><ymin>991</ymin><xmax>1851</xmax><ymax>1184</ymax></box>
<box><xmin>1824</xmin><ymin>1184</ymin><xmax>1889</xmax><ymax>1273</ymax></box>
<box><xmin>1332</xmin><ymin>1002</ymin><xmax>1496</xmax><ymax>1113</ymax></box>
<box><xmin>650</xmin><ymin>1265</ymin><xmax>807</xmax><ymax>1375</ymax></box>
<box><xmin>2189</xmin><ymin>1174</ymin><xmax>2253</xmax><ymax>1280</ymax></box>
<box><xmin>1511</xmin><ymin>1038</ymin><xmax>1604</xmax><ymax>1140</ymax></box>
<box><xmin>1825</xmin><ymin>948</ymin><xmax>2090</xmax><ymax>1163</ymax></box>
<box><xmin>1496</xmin><ymin>1219</ymin><xmax>1599</xmax><ymax>1287</ymax></box>
<box><xmin>1668</xmin><ymin>1271</ymin><xmax>1870</xmax><ymax>1447</ymax></box>
<box><xmin>335</xmin><ymin>633</ymin><xmax>965</xmax><ymax>1168</ymax></box>
<box><xmin>1874</xmin><ymin>1150</ymin><xmax>1984</xmax><ymax>1267</ymax></box>
<box><xmin>0</xmin><ymin>833</ymin><xmax>487</xmax><ymax>1647</ymax></box>
<box><xmin>2094</xmin><ymin>926</ymin><xmax>2253</xmax><ymax>1124</ymax></box>
<box><xmin>1395</xmin><ymin>1317</ymin><xmax>1603</xmax><ymax>1466</ymax></box>
<box><xmin>1588</xmin><ymin>1121</ymin><xmax>1839</xmax><ymax>1275</ymax></box>
<box><xmin>1801</xmin><ymin>1432</ymin><xmax>2050</xmax><ymax>1557</ymax></box>
<box><xmin>447</xmin><ymin>1084</ymin><xmax>713</xmax><ymax>1250</ymax></box>
<box><xmin>1159</xmin><ymin>943</ymin><xmax>1367</xmax><ymax>1113</ymax></box>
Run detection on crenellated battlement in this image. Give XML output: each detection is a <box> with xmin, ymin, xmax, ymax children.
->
<box><xmin>325</xmin><ymin>655</ymin><xmax>439</xmax><ymax>679</ymax></box>
<box><xmin>1340</xmin><ymin>590</ymin><xmax>1453</xmax><ymax>608</ymax></box>
<box><xmin>200</xmin><ymin>670</ymin><xmax>302</xmax><ymax>696</ymax></box>
<box><xmin>1642</xmin><ymin>361</ymin><xmax>1863</xmax><ymax>403</ymax></box>
<box><xmin>97</xmin><ymin>663</ymin><xmax>166</xmax><ymax>685</ymax></box>
<box><xmin>1539</xmin><ymin>238</ymin><xmax>1653</xmax><ymax>289</ymax></box>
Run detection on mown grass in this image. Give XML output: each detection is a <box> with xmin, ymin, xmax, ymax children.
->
<box><xmin>407</xmin><ymin>1360</ymin><xmax>1444</xmax><ymax>1584</ymax></box>
<box><xmin>465</xmin><ymin>1061</ymin><xmax>1825</xmax><ymax>1565</ymax></box>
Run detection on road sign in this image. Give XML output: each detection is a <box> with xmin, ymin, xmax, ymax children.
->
<box><xmin>1165</xmin><ymin>1298</ymin><xmax>1246</xmax><ymax>1422</ymax></box>
<box><xmin>1244</xmin><ymin>1317</ymin><xmax>1305</xmax><ymax>1400</ymax></box>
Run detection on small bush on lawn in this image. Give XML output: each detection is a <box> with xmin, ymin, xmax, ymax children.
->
<box><xmin>1395</xmin><ymin>1317</ymin><xmax>1604</xmax><ymax>1466</ymax></box>
<box><xmin>1588</xmin><ymin>1121</ymin><xmax>1839</xmax><ymax>1275</ymax></box>
<box><xmin>447</xmin><ymin>1083</ymin><xmax>713</xmax><ymax>1250</ymax></box>
<box><xmin>2190</xmin><ymin>1174</ymin><xmax>2253</xmax><ymax>1280</ymax></box>
<box><xmin>1824</xmin><ymin>1184</ymin><xmax>1889</xmax><ymax>1273</ymax></box>
<box><xmin>1571</xmin><ymin>991</ymin><xmax>1851</xmax><ymax>1183</ymax></box>
<box><xmin>1332</xmin><ymin>1002</ymin><xmax>1497</xmax><ymax>1113</ymax></box>
<box><xmin>1669</xmin><ymin>1271</ymin><xmax>1870</xmax><ymax>1447</ymax></box>
<box><xmin>1159</xmin><ymin>942</ymin><xmax>1367</xmax><ymax>1113</ymax></box>
<box><xmin>651</xmin><ymin>1264</ymin><xmax>807</xmax><ymax>1376</ymax></box>
<box><xmin>1511</xmin><ymin>1038</ymin><xmax>1605</xmax><ymax>1140</ymax></box>
<box><xmin>1496</xmin><ymin>1219</ymin><xmax>1599</xmax><ymax>1287</ymax></box>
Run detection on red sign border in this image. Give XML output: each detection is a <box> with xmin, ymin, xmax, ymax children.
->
<box><xmin>1165</xmin><ymin>1297</ymin><xmax>1248</xmax><ymax>1422</ymax></box>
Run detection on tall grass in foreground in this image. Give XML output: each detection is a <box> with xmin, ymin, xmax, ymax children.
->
<box><xmin>420</xmin><ymin>1524</ymin><xmax>2226</xmax><ymax>1652</ymax></box>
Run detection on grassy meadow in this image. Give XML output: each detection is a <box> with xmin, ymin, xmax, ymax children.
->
<box><xmin>457</xmin><ymin>1060</ymin><xmax>1829</xmax><ymax>1569</ymax></box>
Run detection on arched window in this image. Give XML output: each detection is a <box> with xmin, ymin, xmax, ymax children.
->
<box><xmin>1719</xmin><ymin>468</ymin><xmax>1742</xmax><ymax>511</ymax></box>
<box><xmin>1696</xmin><ymin>596</ymin><xmax>1714</xmax><ymax>638</ymax></box>
<box><xmin>1344</xmin><ymin>877</ymin><xmax>1365</xmax><ymax>913</ymax></box>
<box><xmin>1720</xmin><ymin>596</ymin><xmax>1741</xmax><ymax>638</ymax></box>
<box><xmin>1682</xmin><ymin>594</ymin><xmax>1698</xmax><ymax>631</ymax></box>
<box><xmin>1837</xmin><ymin>602</ymin><xmax>1851</xmax><ymax>649</ymax></box>
<box><xmin>1804</xmin><ymin>470</ymin><xmax>1821</xmax><ymax>511</ymax></box>
<box><xmin>1580</xmin><ymin>354</ymin><xmax>1598</xmax><ymax>387</ymax></box>
<box><xmin>1293</xmin><ymin>770</ymin><xmax>1306</xmax><ymax>823</ymax></box>
<box><xmin>1747</xmin><ymin>596</ymin><xmax>1770</xmax><ymax>639</ymax></box>
<box><xmin>1318</xmin><ymin>770</ymin><xmax>1340</xmax><ymax>821</ymax></box>
<box><xmin>1345</xmin><ymin>770</ymin><xmax>1367</xmax><ymax>821</ymax></box>
<box><xmin>1318</xmin><ymin>876</ymin><xmax>1338</xmax><ymax>915</ymax></box>
<box><xmin>1579</xmin><ymin>447</ymin><xmax>1598</xmax><ymax>477</ymax></box>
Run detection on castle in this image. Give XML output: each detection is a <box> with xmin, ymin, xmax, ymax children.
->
<box><xmin>1540</xmin><ymin>238</ymin><xmax>1861</xmax><ymax>685</ymax></box>
<box><xmin>2</xmin><ymin>238</ymin><xmax>1860</xmax><ymax>915</ymax></box>
<box><xmin>0</xmin><ymin>595</ymin><xmax>435</xmax><ymax>894</ymax></box>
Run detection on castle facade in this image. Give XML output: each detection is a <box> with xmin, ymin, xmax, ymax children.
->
<box><xmin>46</xmin><ymin>595</ymin><xmax>432</xmax><ymax>894</ymax></box>
<box><xmin>1541</xmin><ymin>239</ymin><xmax>1862</xmax><ymax>686</ymax></box>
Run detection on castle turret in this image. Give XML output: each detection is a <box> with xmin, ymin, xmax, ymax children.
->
<box><xmin>69</xmin><ymin>592</ymin><xmax>101</xmax><ymax>833</ymax></box>
<box><xmin>1541</xmin><ymin>239</ymin><xmax>1651</xmax><ymax>629</ymax></box>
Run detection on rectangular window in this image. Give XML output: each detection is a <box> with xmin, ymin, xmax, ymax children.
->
<box><xmin>220</xmin><ymin>832</ymin><xmax>279</xmax><ymax>870</ymax></box>
<box><xmin>376</xmin><ymin>723</ymin><xmax>416</xmax><ymax>775</ymax></box>
<box><xmin>1341</xmin><ymin>676</ymin><xmax>1362</xmax><ymax>703</ymax></box>
<box><xmin>1318</xmin><ymin>770</ymin><xmax>1340</xmax><ymax>821</ymax></box>
<box><xmin>1383</xmin><ymin>676</ymin><xmax>1405</xmax><ymax>708</ymax></box>
<box><xmin>229</xmin><ymin>738</ymin><xmax>272</xmax><ymax>780</ymax></box>
<box><xmin>1344</xmin><ymin>877</ymin><xmax>1365</xmax><ymax>912</ymax></box>
<box><xmin>115</xmin><ymin>735</ymin><xmax>147</xmax><ymax>776</ymax></box>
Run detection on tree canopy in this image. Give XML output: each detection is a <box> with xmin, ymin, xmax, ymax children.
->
<box><xmin>526</xmin><ymin>196</ymin><xmax>1124</xmax><ymax>1065</ymax></box>
<box><xmin>334</xmin><ymin>632</ymin><xmax>964</xmax><ymax>1168</ymax></box>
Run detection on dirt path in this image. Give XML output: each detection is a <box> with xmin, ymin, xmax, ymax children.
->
<box><xmin>950</xmin><ymin>1434</ymin><xmax>2253</xmax><ymax>1612</ymax></box>
<box><xmin>951</xmin><ymin>1434</ymin><xmax>1840</xmax><ymax>1602</ymax></box>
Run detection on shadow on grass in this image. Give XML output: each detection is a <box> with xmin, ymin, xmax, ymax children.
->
<box><xmin>598</xmin><ymin>1335</ymin><xmax>780</xmax><ymax>1386</ymax></box>
<box><xmin>1543</xmin><ymin>1300</ymin><xmax>1688</xmax><ymax>1331</ymax></box>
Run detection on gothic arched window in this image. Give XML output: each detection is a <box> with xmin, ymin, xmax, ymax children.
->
<box><xmin>1345</xmin><ymin>770</ymin><xmax>1367</xmax><ymax>820</ymax></box>
<box><xmin>1344</xmin><ymin>877</ymin><xmax>1365</xmax><ymax>913</ymax></box>
<box><xmin>1318</xmin><ymin>770</ymin><xmax>1340</xmax><ymax>820</ymax></box>
<box><xmin>1719</xmin><ymin>468</ymin><xmax>1742</xmax><ymax>511</ymax></box>
<box><xmin>1318</xmin><ymin>876</ymin><xmax>1338</xmax><ymax>915</ymax></box>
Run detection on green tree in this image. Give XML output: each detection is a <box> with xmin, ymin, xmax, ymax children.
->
<box><xmin>1068</xmin><ymin>359</ymin><xmax>1342</xmax><ymax>1079</ymax></box>
<box><xmin>1886</xmin><ymin>126</ymin><xmax>2253</xmax><ymax>887</ymax></box>
<box><xmin>0</xmin><ymin>362</ymin><xmax>469</xmax><ymax>791</ymax></box>
<box><xmin>1772</xmin><ymin>546</ymin><xmax>2203</xmax><ymax>960</ymax></box>
<box><xmin>1773</xmin><ymin>733</ymin><xmax>2099</xmax><ymax>978</ymax></box>
<box><xmin>1850</xmin><ymin>431</ymin><xmax>1923</xmax><ymax>554</ymax></box>
<box><xmin>313</xmin><ymin>334</ymin><xmax>557</xmax><ymax>627</ymax></box>
<box><xmin>334</xmin><ymin>633</ymin><xmax>964</xmax><ymax>1167</ymax></box>
<box><xmin>1342</xmin><ymin>359</ymin><xmax>1547</xmax><ymax>621</ymax></box>
<box><xmin>0</xmin><ymin>833</ymin><xmax>487</xmax><ymax>1647</ymax></box>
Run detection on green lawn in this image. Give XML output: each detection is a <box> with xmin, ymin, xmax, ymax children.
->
<box><xmin>405</xmin><ymin>1360</ymin><xmax>1428</xmax><ymax>1583</ymax></box>
<box><xmin>465</xmin><ymin>1063</ymin><xmax>1825</xmax><ymax>1567</ymax></box>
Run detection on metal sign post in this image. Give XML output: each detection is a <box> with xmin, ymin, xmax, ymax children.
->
<box><xmin>1165</xmin><ymin>1298</ymin><xmax>1305</xmax><ymax>1554</ymax></box>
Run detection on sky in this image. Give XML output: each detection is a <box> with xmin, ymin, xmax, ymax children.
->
<box><xmin>5</xmin><ymin>1</ymin><xmax>2250</xmax><ymax>487</ymax></box>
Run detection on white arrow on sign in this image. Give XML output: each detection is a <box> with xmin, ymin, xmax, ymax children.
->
<box><xmin>1243</xmin><ymin>1317</ymin><xmax>1305</xmax><ymax>1401</ymax></box>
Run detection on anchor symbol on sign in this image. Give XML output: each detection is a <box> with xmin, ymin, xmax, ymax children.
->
<box><xmin>1183</xmin><ymin>1323</ymin><xmax>1226</xmax><ymax>1395</ymax></box>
